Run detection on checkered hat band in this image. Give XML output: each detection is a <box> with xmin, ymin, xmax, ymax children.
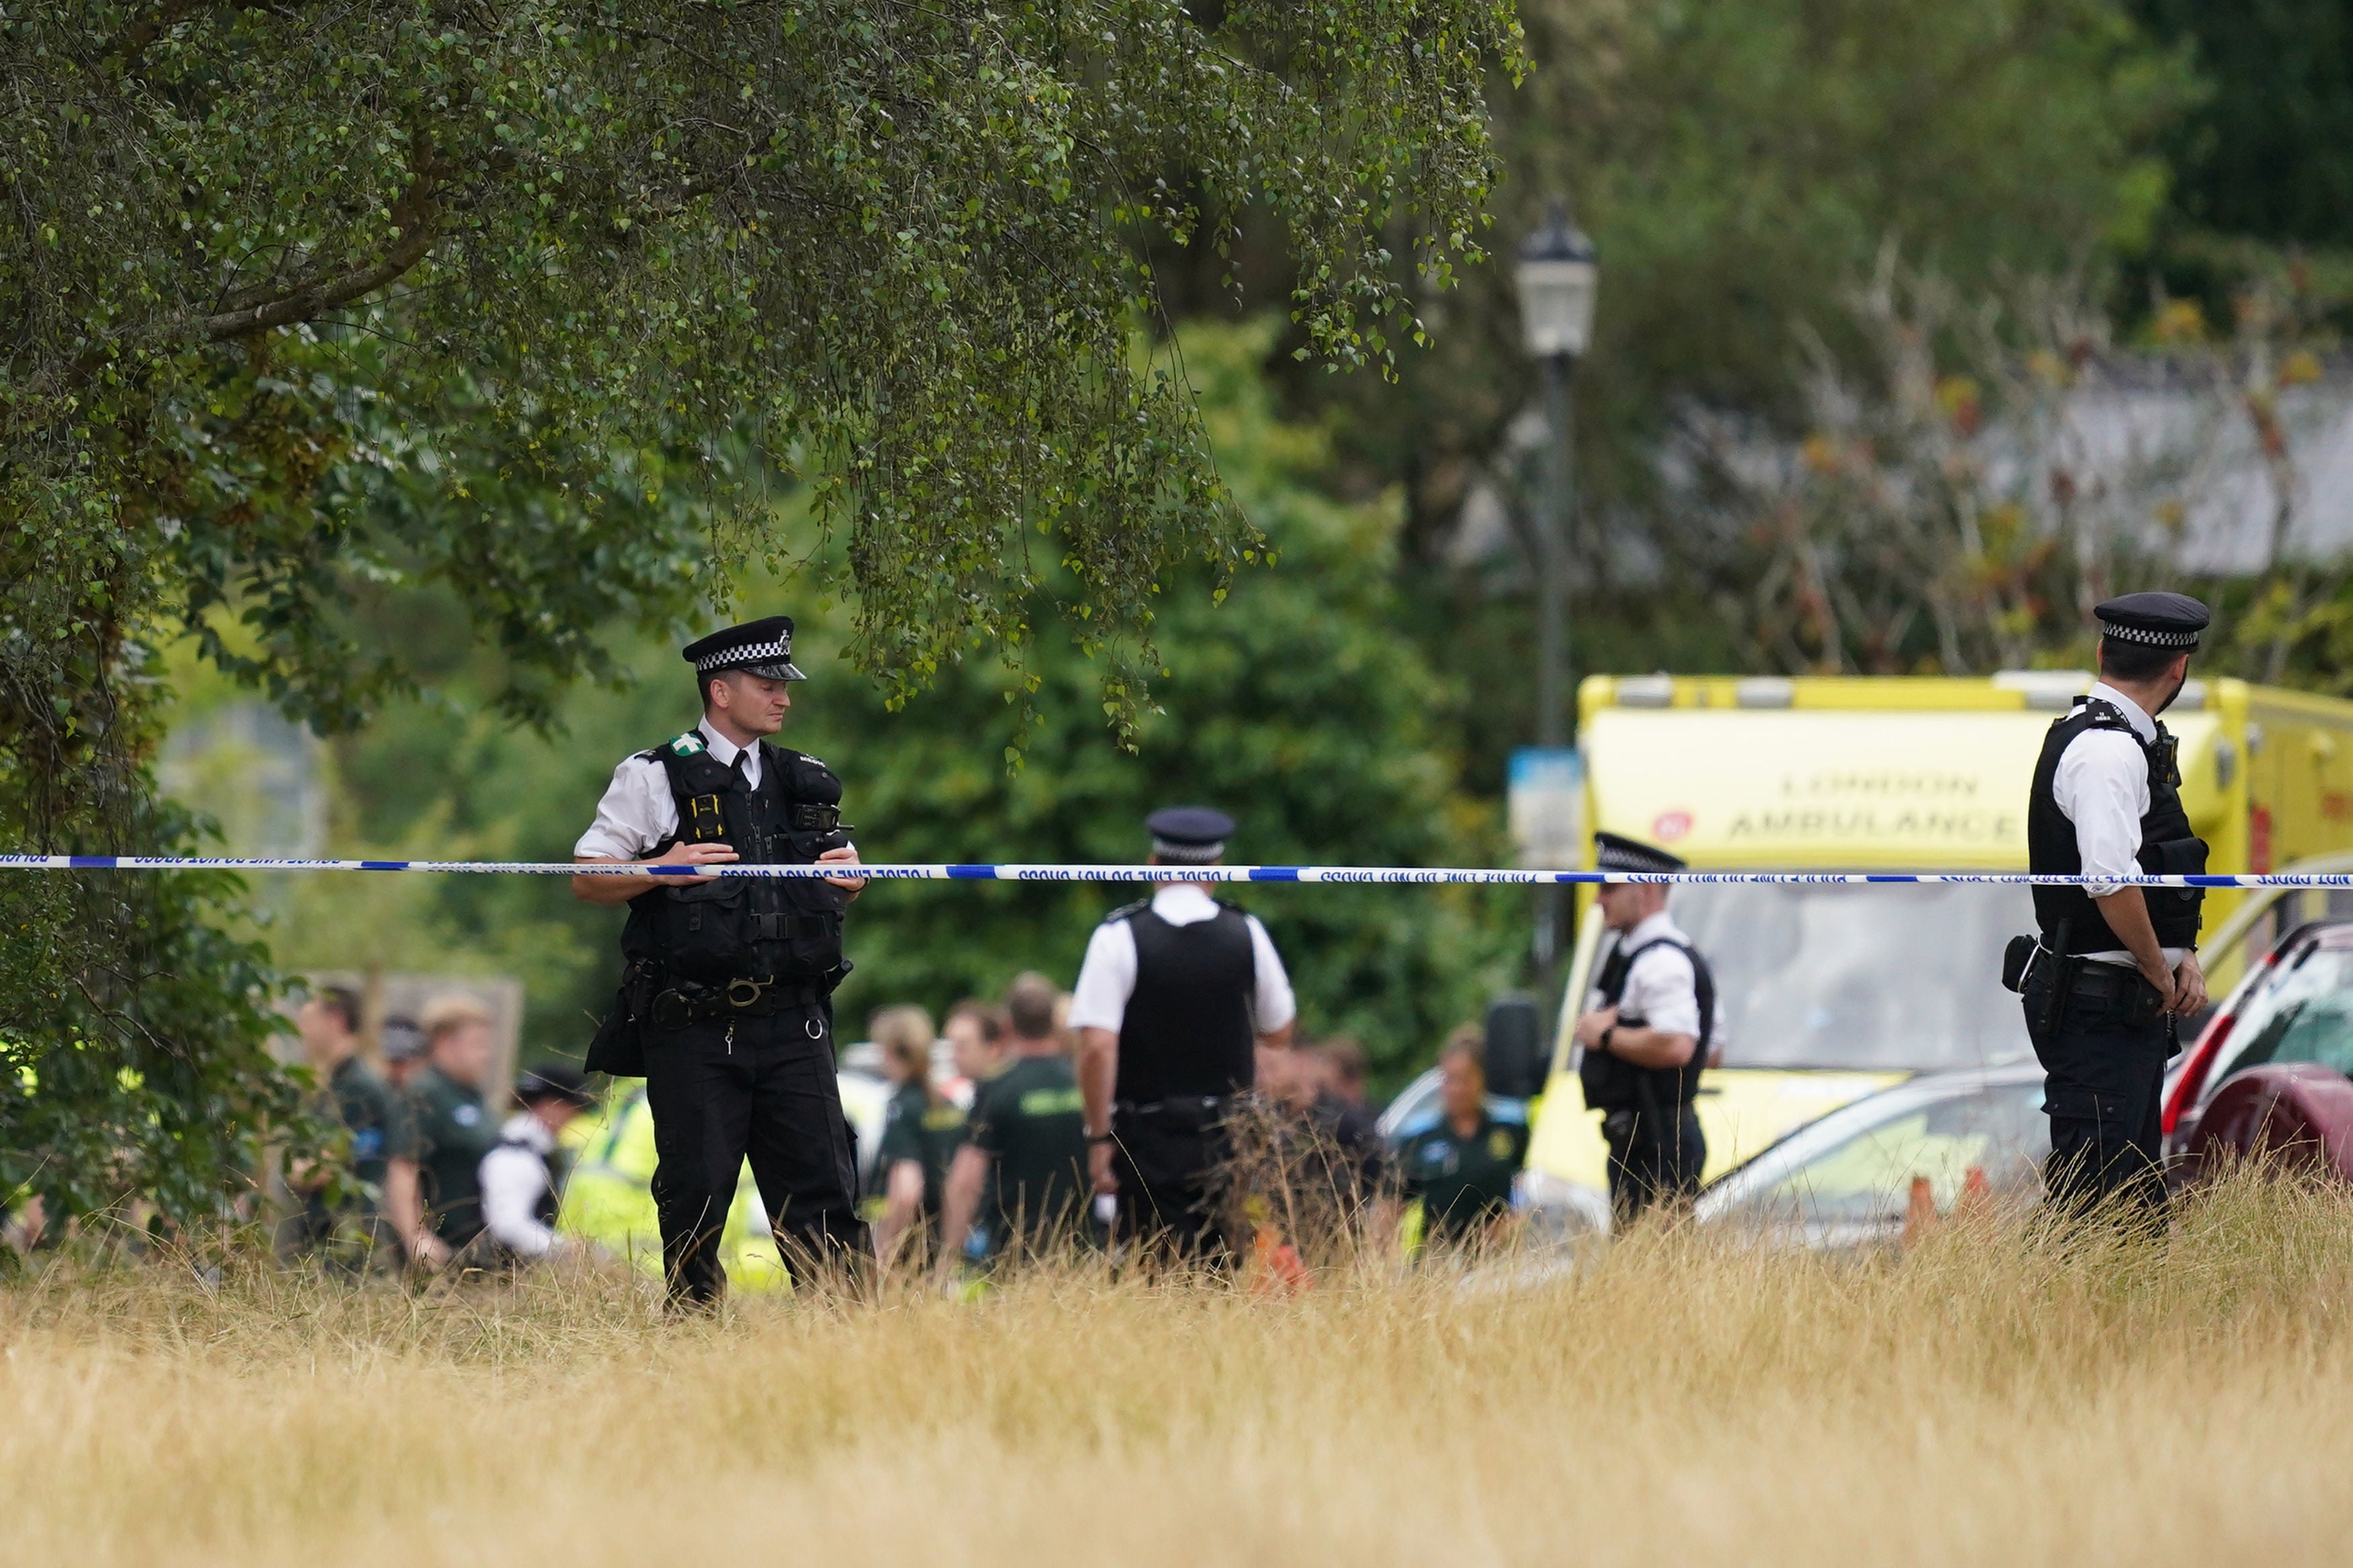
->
<box><xmin>1151</xmin><ymin>837</ymin><xmax>1224</xmax><ymax>865</ymax></box>
<box><xmin>696</xmin><ymin>636</ymin><xmax>791</xmax><ymax>671</ymax></box>
<box><xmin>2098</xmin><ymin>621</ymin><xmax>2199</xmax><ymax>648</ymax></box>
<box><xmin>1597</xmin><ymin>854</ymin><xmax>1678</xmax><ymax>876</ymax></box>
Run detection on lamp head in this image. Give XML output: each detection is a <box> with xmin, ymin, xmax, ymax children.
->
<box><xmin>1516</xmin><ymin>199</ymin><xmax>1600</xmax><ymax>360</ymax></box>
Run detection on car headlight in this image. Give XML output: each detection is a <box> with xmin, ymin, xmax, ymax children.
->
<box><xmin>1517</xmin><ymin>1166</ymin><xmax>1611</xmax><ymax>1239</ymax></box>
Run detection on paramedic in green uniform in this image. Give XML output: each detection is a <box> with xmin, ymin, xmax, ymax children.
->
<box><xmin>871</xmin><ymin>1004</ymin><xmax>967</xmax><ymax>1266</ymax></box>
<box><xmin>1395</xmin><ymin>1030</ymin><xmax>1529</xmax><ymax>1246</ymax></box>
<box><xmin>936</xmin><ymin>973</ymin><xmax>1090</xmax><ymax>1271</ymax></box>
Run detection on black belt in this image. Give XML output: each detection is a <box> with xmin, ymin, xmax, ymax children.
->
<box><xmin>649</xmin><ymin>976</ymin><xmax>827</xmax><ymax>1029</ymax></box>
<box><xmin>2036</xmin><ymin>951</ymin><xmax>2167</xmax><ymax>1027</ymax></box>
<box><xmin>2063</xmin><ymin>960</ymin><xmax>2161</xmax><ymax>1003</ymax></box>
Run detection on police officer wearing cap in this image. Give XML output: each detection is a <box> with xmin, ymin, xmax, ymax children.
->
<box><xmin>473</xmin><ymin>1065</ymin><xmax>600</xmax><ymax>1268</ymax></box>
<box><xmin>1570</xmin><ymin>831</ymin><xmax>1716</xmax><ymax>1224</ymax></box>
<box><xmin>572</xmin><ymin>615</ymin><xmax>869</xmax><ymax>1305</ymax></box>
<box><xmin>1070</xmin><ymin>807</ymin><xmax>1298</xmax><ymax>1262</ymax></box>
<box><xmin>2021</xmin><ymin>591</ymin><xmax>2212</xmax><ymax>1219</ymax></box>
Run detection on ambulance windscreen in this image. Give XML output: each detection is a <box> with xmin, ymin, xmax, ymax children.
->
<box><xmin>1666</xmin><ymin>883</ymin><xmax>2036</xmax><ymax>1071</ymax></box>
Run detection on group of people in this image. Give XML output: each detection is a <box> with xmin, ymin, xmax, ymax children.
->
<box><xmin>284</xmin><ymin>986</ymin><xmax>598</xmax><ymax>1274</ymax></box>
<box><xmin>547</xmin><ymin>610</ymin><xmax>1739</xmax><ymax>1307</ymax></box>
<box><xmin>274</xmin><ymin>604</ymin><xmax>1753</xmax><ymax>1300</ymax></box>
<box><xmin>862</xmin><ymin>974</ymin><xmax>1419</xmax><ymax>1278</ymax></box>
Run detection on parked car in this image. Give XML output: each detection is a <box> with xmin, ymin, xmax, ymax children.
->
<box><xmin>2165</xmin><ymin>917</ymin><xmax>2353</xmax><ymax>1183</ymax></box>
<box><xmin>2182</xmin><ymin>1065</ymin><xmax>2353</xmax><ymax>1182</ymax></box>
<box><xmin>1691</xmin><ymin>1064</ymin><xmax>2048</xmax><ymax>1249</ymax></box>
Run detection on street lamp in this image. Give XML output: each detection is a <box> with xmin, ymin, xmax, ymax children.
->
<box><xmin>1515</xmin><ymin>199</ymin><xmax>1599</xmax><ymax>990</ymax></box>
<box><xmin>1515</xmin><ymin>198</ymin><xmax>1599</xmax><ymax>749</ymax></box>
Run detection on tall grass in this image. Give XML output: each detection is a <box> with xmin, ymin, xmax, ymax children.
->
<box><xmin>7</xmin><ymin>1167</ymin><xmax>2353</xmax><ymax>1567</ymax></box>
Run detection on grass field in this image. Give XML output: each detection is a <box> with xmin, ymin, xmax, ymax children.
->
<box><xmin>7</xmin><ymin>1171</ymin><xmax>2353</xmax><ymax>1567</ymax></box>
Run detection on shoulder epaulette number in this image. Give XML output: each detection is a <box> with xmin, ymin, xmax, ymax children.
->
<box><xmin>668</xmin><ymin>732</ymin><xmax>707</xmax><ymax>757</ymax></box>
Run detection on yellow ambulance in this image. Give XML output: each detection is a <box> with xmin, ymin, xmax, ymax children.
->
<box><xmin>1520</xmin><ymin>670</ymin><xmax>2353</xmax><ymax>1232</ymax></box>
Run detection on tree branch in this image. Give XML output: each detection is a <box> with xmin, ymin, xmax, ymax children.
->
<box><xmin>99</xmin><ymin>0</ymin><xmax>220</xmax><ymax>73</ymax></box>
<box><xmin>202</xmin><ymin>162</ymin><xmax>440</xmax><ymax>341</ymax></box>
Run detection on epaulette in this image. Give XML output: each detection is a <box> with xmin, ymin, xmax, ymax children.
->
<box><xmin>2071</xmin><ymin>699</ymin><xmax>2153</xmax><ymax>751</ymax></box>
<box><xmin>665</xmin><ymin>731</ymin><xmax>708</xmax><ymax>757</ymax></box>
<box><xmin>1106</xmin><ymin>898</ymin><xmax>1152</xmax><ymax>922</ymax></box>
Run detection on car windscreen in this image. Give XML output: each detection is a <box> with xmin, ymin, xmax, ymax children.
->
<box><xmin>1657</xmin><ymin>883</ymin><xmax>2034</xmax><ymax>1071</ymax></box>
<box><xmin>1717</xmin><ymin>1079</ymin><xmax>2048</xmax><ymax>1227</ymax></box>
<box><xmin>2217</xmin><ymin>938</ymin><xmax>2353</xmax><ymax>1083</ymax></box>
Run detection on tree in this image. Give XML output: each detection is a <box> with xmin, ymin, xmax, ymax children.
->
<box><xmin>278</xmin><ymin>323</ymin><xmax>1520</xmax><ymax>1085</ymax></box>
<box><xmin>2135</xmin><ymin>0</ymin><xmax>2353</xmax><ymax>249</ymax></box>
<box><xmin>1213</xmin><ymin>0</ymin><xmax>2197</xmax><ymax>786</ymax></box>
<box><xmin>1</xmin><ymin>3</ymin><xmax>1521</xmax><ymax>1219</ymax></box>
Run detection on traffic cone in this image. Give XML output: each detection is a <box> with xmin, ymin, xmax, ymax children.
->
<box><xmin>1902</xmin><ymin>1174</ymin><xmax>1938</xmax><ymax>1246</ymax></box>
<box><xmin>1958</xmin><ymin>1164</ymin><xmax>1993</xmax><ymax>1217</ymax></box>
<box><xmin>1248</xmin><ymin>1227</ymin><xmax>1311</xmax><ymax>1297</ymax></box>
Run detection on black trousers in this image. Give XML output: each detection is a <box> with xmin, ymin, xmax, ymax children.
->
<box><xmin>2024</xmin><ymin>968</ymin><xmax>2171</xmax><ymax>1221</ymax></box>
<box><xmin>1602</xmin><ymin>1102</ymin><xmax>1706</xmax><ymax>1225</ymax></box>
<box><xmin>641</xmin><ymin>1003</ymin><xmax>866</xmax><ymax>1306</ymax></box>
<box><xmin>1111</xmin><ymin>1100</ymin><xmax>1235</xmax><ymax>1266</ymax></box>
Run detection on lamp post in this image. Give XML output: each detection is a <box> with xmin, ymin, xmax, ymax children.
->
<box><xmin>1517</xmin><ymin>199</ymin><xmax>1600</xmax><ymax>751</ymax></box>
<box><xmin>1516</xmin><ymin>199</ymin><xmax>1599</xmax><ymax>987</ymax></box>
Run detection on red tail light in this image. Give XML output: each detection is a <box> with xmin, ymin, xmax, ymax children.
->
<box><xmin>2163</xmin><ymin>1012</ymin><xmax>2234</xmax><ymax>1137</ymax></box>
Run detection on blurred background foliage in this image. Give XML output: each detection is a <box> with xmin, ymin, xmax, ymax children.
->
<box><xmin>190</xmin><ymin>323</ymin><xmax>1523</xmax><ymax>1082</ymax></box>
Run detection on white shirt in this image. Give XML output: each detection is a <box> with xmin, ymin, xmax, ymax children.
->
<box><xmin>574</xmin><ymin>718</ymin><xmax>775</xmax><ymax>860</ymax></box>
<box><xmin>1587</xmin><ymin>909</ymin><xmax>1704</xmax><ymax>1041</ymax></box>
<box><xmin>1066</xmin><ymin>883</ymin><xmax>1297</xmax><ymax>1036</ymax></box>
<box><xmin>2052</xmin><ymin>682</ymin><xmax>2189</xmax><ymax>970</ymax></box>
<box><xmin>478</xmin><ymin>1113</ymin><xmax>561</xmax><ymax>1259</ymax></box>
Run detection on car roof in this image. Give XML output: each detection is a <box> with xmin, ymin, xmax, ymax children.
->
<box><xmin>1877</xmin><ymin>1060</ymin><xmax>2044</xmax><ymax>1091</ymax></box>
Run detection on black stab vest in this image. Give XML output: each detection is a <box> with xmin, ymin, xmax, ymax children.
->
<box><xmin>2027</xmin><ymin>699</ymin><xmax>2206</xmax><ymax>953</ymax></box>
<box><xmin>1581</xmin><ymin>934</ymin><xmax>1715</xmax><ymax>1114</ymax></box>
<box><xmin>1112</xmin><ymin>902</ymin><xmax>1259</xmax><ymax>1105</ymax></box>
<box><xmin>618</xmin><ymin>734</ymin><xmax>851</xmax><ymax>985</ymax></box>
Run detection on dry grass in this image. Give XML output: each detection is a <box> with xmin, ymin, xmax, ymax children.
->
<box><xmin>8</xmin><ymin>1169</ymin><xmax>2353</xmax><ymax>1567</ymax></box>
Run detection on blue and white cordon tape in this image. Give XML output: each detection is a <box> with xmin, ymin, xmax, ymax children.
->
<box><xmin>1</xmin><ymin>855</ymin><xmax>2349</xmax><ymax>889</ymax></box>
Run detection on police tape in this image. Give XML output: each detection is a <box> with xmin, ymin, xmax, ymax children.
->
<box><xmin>3</xmin><ymin>854</ymin><xmax>2352</xmax><ymax>889</ymax></box>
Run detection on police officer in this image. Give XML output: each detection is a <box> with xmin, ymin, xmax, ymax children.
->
<box><xmin>2022</xmin><ymin>592</ymin><xmax>2212</xmax><ymax>1219</ymax></box>
<box><xmin>1070</xmin><ymin>807</ymin><xmax>1298</xmax><ymax>1263</ymax></box>
<box><xmin>572</xmin><ymin>615</ymin><xmax>869</xmax><ymax>1307</ymax></box>
<box><xmin>1570</xmin><ymin>831</ymin><xmax>1715</xmax><ymax>1225</ymax></box>
<box><xmin>475</xmin><ymin>1065</ymin><xmax>600</xmax><ymax>1267</ymax></box>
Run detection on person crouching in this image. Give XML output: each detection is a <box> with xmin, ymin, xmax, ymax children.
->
<box><xmin>472</xmin><ymin>1066</ymin><xmax>600</xmax><ymax>1269</ymax></box>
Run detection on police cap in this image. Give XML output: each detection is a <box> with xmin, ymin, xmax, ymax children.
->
<box><xmin>378</xmin><ymin>1016</ymin><xmax>428</xmax><ymax>1064</ymax></box>
<box><xmin>1146</xmin><ymin>805</ymin><xmax>1234</xmax><ymax>866</ymax></box>
<box><xmin>1595</xmin><ymin>831</ymin><xmax>1687</xmax><ymax>878</ymax></box>
<box><xmin>682</xmin><ymin>615</ymin><xmax>807</xmax><ymax>682</ymax></box>
<box><xmin>515</xmin><ymin>1063</ymin><xmax>596</xmax><ymax>1110</ymax></box>
<box><xmin>2095</xmin><ymin>591</ymin><xmax>2209</xmax><ymax>651</ymax></box>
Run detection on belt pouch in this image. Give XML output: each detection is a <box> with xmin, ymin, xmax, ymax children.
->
<box><xmin>2002</xmin><ymin>934</ymin><xmax>2038</xmax><ymax>994</ymax></box>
